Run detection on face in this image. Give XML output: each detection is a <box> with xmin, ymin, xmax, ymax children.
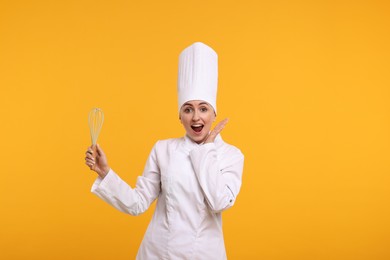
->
<box><xmin>180</xmin><ymin>100</ymin><xmax>216</xmax><ymax>144</ymax></box>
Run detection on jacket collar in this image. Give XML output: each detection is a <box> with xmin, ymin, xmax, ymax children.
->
<box><xmin>183</xmin><ymin>133</ymin><xmax>222</xmax><ymax>149</ymax></box>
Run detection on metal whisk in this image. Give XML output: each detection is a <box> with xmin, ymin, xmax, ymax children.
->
<box><xmin>88</xmin><ymin>108</ymin><xmax>104</xmax><ymax>146</ymax></box>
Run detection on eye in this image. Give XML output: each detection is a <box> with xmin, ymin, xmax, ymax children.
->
<box><xmin>183</xmin><ymin>107</ymin><xmax>193</xmax><ymax>113</ymax></box>
<box><xmin>200</xmin><ymin>107</ymin><xmax>208</xmax><ymax>112</ymax></box>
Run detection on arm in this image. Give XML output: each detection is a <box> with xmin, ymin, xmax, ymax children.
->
<box><xmin>190</xmin><ymin>143</ymin><xmax>244</xmax><ymax>213</ymax></box>
<box><xmin>87</xmin><ymin>143</ymin><xmax>161</xmax><ymax>216</ymax></box>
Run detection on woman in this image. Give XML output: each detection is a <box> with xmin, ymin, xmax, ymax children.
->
<box><xmin>85</xmin><ymin>42</ymin><xmax>244</xmax><ymax>259</ymax></box>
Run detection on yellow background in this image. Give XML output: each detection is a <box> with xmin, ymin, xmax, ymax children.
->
<box><xmin>1</xmin><ymin>0</ymin><xmax>389</xmax><ymax>259</ymax></box>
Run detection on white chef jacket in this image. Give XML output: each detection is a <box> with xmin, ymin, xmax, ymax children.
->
<box><xmin>91</xmin><ymin>134</ymin><xmax>244</xmax><ymax>260</ymax></box>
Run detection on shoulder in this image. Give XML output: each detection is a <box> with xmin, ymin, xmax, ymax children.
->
<box><xmin>152</xmin><ymin>137</ymin><xmax>184</xmax><ymax>152</ymax></box>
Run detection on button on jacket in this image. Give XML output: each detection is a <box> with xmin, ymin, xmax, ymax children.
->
<box><xmin>91</xmin><ymin>134</ymin><xmax>244</xmax><ymax>259</ymax></box>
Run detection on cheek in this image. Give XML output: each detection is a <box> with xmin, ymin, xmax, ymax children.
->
<box><xmin>180</xmin><ymin>117</ymin><xmax>190</xmax><ymax>128</ymax></box>
<box><xmin>207</xmin><ymin>113</ymin><xmax>216</xmax><ymax>124</ymax></box>
<box><xmin>202</xmin><ymin>116</ymin><xmax>214</xmax><ymax>129</ymax></box>
<box><xmin>179</xmin><ymin>114</ymin><xmax>187</xmax><ymax>125</ymax></box>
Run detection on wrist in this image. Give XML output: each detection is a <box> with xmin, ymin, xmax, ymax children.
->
<box><xmin>99</xmin><ymin>166</ymin><xmax>110</xmax><ymax>178</ymax></box>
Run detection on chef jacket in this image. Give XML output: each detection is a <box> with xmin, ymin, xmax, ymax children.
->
<box><xmin>91</xmin><ymin>134</ymin><xmax>244</xmax><ymax>259</ymax></box>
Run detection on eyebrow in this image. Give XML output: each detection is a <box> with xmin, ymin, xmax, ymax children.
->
<box><xmin>182</xmin><ymin>102</ymin><xmax>210</xmax><ymax>107</ymax></box>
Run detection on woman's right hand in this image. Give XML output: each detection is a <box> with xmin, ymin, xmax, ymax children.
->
<box><xmin>85</xmin><ymin>144</ymin><xmax>110</xmax><ymax>178</ymax></box>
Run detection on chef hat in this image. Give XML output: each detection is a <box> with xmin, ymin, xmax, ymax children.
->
<box><xmin>177</xmin><ymin>42</ymin><xmax>218</xmax><ymax>114</ymax></box>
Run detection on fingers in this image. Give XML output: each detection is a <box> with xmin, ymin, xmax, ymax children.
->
<box><xmin>85</xmin><ymin>154</ymin><xmax>95</xmax><ymax>167</ymax></box>
<box><xmin>85</xmin><ymin>150</ymin><xmax>93</xmax><ymax>158</ymax></box>
<box><xmin>205</xmin><ymin>118</ymin><xmax>229</xmax><ymax>143</ymax></box>
<box><xmin>210</xmin><ymin>118</ymin><xmax>228</xmax><ymax>137</ymax></box>
<box><xmin>213</xmin><ymin>118</ymin><xmax>229</xmax><ymax>134</ymax></box>
<box><xmin>85</xmin><ymin>157</ymin><xmax>95</xmax><ymax>164</ymax></box>
<box><xmin>85</xmin><ymin>161</ymin><xmax>94</xmax><ymax>169</ymax></box>
<box><xmin>85</xmin><ymin>146</ymin><xmax>95</xmax><ymax>168</ymax></box>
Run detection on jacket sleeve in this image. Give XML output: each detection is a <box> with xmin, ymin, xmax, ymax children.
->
<box><xmin>189</xmin><ymin>143</ymin><xmax>244</xmax><ymax>213</ymax></box>
<box><xmin>91</xmin><ymin>142</ymin><xmax>161</xmax><ymax>216</ymax></box>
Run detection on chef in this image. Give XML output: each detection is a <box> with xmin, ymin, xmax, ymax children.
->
<box><xmin>85</xmin><ymin>42</ymin><xmax>244</xmax><ymax>259</ymax></box>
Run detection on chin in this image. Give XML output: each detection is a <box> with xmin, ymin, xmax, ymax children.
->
<box><xmin>189</xmin><ymin>134</ymin><xmax>206</xmax><ymax>144</ymax></box>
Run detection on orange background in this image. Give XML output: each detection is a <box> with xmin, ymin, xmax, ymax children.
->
<box><xmin>1</xmin><ymin>0</ymin><xmax>390</xmax><ymax>259</ymax></box>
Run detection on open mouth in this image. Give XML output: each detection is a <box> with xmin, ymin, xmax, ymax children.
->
<box><xmin>191</xmin><ymin>124</ymin><xmax>204</xmax><ymax>133</ymax></box>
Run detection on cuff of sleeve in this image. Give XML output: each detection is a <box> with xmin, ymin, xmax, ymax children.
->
<box><xmin>91</xmin><ymin>169</ymin><xmax>115</xmax><ymax>193</ymax></box>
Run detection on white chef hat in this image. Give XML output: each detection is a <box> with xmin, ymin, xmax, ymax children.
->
<box><xmin>177</xmin><ymin>42</ymin><xmax>218</xmax><ymax>114</ymax></box>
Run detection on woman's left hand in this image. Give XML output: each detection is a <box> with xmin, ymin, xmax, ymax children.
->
<box><xmin>204</xmin><ymin>118</ymin><xmax>229</xmax><ymax>144</ymax></box>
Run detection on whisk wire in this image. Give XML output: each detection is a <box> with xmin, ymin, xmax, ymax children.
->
<box><xmin>88</xmin><ymin>108</ymin><xmax>104</xmax><ymax>145</ymax></box>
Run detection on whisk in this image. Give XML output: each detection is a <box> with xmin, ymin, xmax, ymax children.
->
<box><xmin>88</xmin><ymin>108</ymin><xmax>104</xmax><ymax>157</ymax></box>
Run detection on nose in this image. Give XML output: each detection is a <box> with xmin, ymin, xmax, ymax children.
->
<box><xmin>192</xmin><ymin>110</ymin><xmax>200</xmax><ymax>121</ymax></box>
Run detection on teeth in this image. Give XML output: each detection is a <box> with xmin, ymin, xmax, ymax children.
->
<box><xmin>192</xmin><ymin>124</ymin><xmax>203</xmax><ymax>127</ymax></box>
